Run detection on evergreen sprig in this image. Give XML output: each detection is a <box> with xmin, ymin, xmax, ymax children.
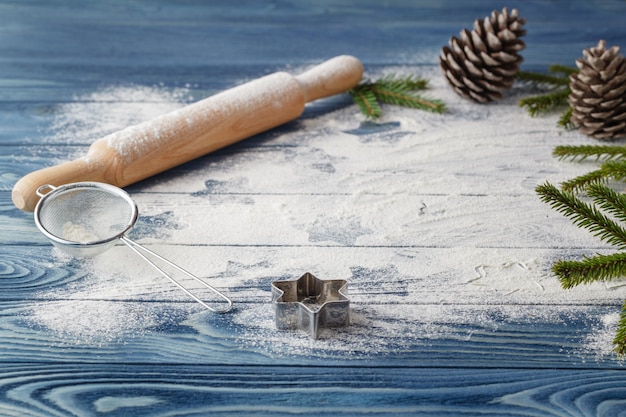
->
<box><xmin>557</xmin><ymin>106</ymin><xmax>574</xmax><ymax>129</ymax></box>
<box><xmin>552</xmin><ymin>252</ymin><xmax>626</xmax><ymax>289</ymax></box>
<box><xmin>561</xmin><ymin>160</ymin><xmax>626</xmax><ymax>192</ymax></box>
<box><xmin>589</xmin><ymin>182</ymin><xmax>626</xmax><ymax>225</ymax></box>
<box><xmin>536</xmin><ymin>182</ymin><xmax>626</xmax><ymax>251</ymax></box>
<box><xmin>517</xmin><ymin>70</ymin><xmax>570</xmax><ymax>86</ymax></box>
<box><xmin>518</xmin><ymin>89</ymin><xmax>570</xmax><ymax>117</ymax></box>
<box><xmin>350</xmin><ymin>84</ymin><xmax>382</xmax><ymax>119</ymax></box>
<box><xmin>517</xmin><ymin>65</ymin><xmax>578</xmax><ymax>125</ymax></box>
<box><xmin>550</xmin><ymin>145</ymin><xmax>626</xmax><ymax>192</ymax></box>
<box><xmin>553</xmin><ymin>144</ymin><xmax>626</xmax><ymax>162</ymax></box>
<box><xmin>536</xmin><ymin>181</ymin><xmax>626</xmax><ymax>354</ymax></box>
<box><xmin>350</xmin><ymin>75</ymin><xmax>446</xmax><ymax>119</ymax></box>
<box><xmin>537</xmin><ymin>145</ymin><xmax>626</xmax><ymax>354</ymax></box>
<box><xmin>547</xmin><ymin>64</ymin><xmax>579</xmax><ymax>77</ymax></box>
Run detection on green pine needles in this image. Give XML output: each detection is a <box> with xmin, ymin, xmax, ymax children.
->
<box><xmin>537</xmin><ymin>182</ymin><xmax>626</xmax><ymax>253</ymax></box>
<box><xmin>517</xmin><ymin>65</ymin><xmax>578</xmax><ymax>128</ymax></box>
<box><xmin>537</xmin><ymin>144</ymin><xmax>626</xmax><ymax>355</ymax></box>
<box><xmin>554</xmin><ymin>144</ymin><xmax>626</xmax><ymax>191</ymax></box>
<box><xmin>350</xmin><ymin>75</ymin><xmax>446</xmax><ymax>119</ymax></box>
<box><xmin>554</xmin><ymin>144</ymin><xmax>626</xmax><ymax>162</ymax></box>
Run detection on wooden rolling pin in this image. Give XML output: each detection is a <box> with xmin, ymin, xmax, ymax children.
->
<box><xmin>13</xmin><ymin>55</ymin><xmax>364</xmax><ymax>211</ymax></box>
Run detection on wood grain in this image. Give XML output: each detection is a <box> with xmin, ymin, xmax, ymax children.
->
<box><xmin>1</xmin><ymin>364</ymin><xmax>626</xmax><ymax>416</ymax></box>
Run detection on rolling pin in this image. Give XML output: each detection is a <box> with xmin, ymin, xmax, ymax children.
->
<box><xmin>13</xmin><ymin>55</ymin><xmax>364</xmax><ymax>211</ymax></box>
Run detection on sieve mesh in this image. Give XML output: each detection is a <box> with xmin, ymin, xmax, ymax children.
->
<box><xmin>37</xmin><ymin>185</ymin><xmax>136</xmax><ymax>244</ymax></box>
<box><xmin>34</xmin><ymin>182</ymin><xmax>232</xmax><ymax>312</ymax></box>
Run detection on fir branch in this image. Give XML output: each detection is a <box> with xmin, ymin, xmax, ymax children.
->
<box><xmin>561</xmin><ymin>160</ymin><xmax>626</xmax><ymax>192</ymax></box>
<box><xmin>544</xmin><ymin>141</ymin><xmax>626</xmax><ymax>357</ymax></box>
<box><xmin>518</xmin><ymin>88</ymin><xmax>571</xmax><ymax>116</ymax></box>
<box><xmin>588</xmin><ymin>182</ymin><xmax>626</xmax><ymax>225</ymax></box>
<box><xmin>517</xmin><ymin>70</ymin><xmax>570</xmax><ymax>86</ymax></box>
<box><xmin>370</xmin><ymin>85</ymin><xmax>446</xmax><ymax>113</ymax></box>
<box><xmin>553</xmin><ymin>144</ymin><xmax>626</xmax><ymax>162</ymax></box>
<box><xmin>350</xmin><ymin>75</ymin><xmax>445</xmax><ymax>119</ymax></box>
<box><xmin>615</xmin><ymin>300</ymin><xmax>626</xmax><ymax>356</ymax></box>
<box><xmin>561</xmin><ymin>169</ymin><xmax>607</xmax><ymax>192</ymax></box>
<box><xmin>517</xmin><ymin>65</ymin><xmax>577</xmax><ymax>121</ymax></box>
<box><xmin>376</xmin><ymin>74</ymin><xmax>429</xmax><ymax>91</ymax></box>
<box><xmin>553</xmin><ymin>252</ymin><xmax>626</xmax><ymax>288</ymax></box>
<box><xmin>557</xmin><ymin>106</ymin><xmax>574</xmax><ymax>129</ymax></box>
<box><xmin>535</xmin><ymin>182</ymin><xmax>626</xmax><ymax>250</ymax></box>
<box><xmin>547</xmin><ymin>64</ymin><xmax>579</xmax><ymax>76</ymax></box>
<box><xmin>349</xmin><ymin>85</ymin><xmax>382</xmax><ymax>119</ymax></box>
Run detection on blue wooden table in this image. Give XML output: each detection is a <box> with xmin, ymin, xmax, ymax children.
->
<box><xmin>3</xmin><ymin>1</ymin><xmax>626</xmax><ymax>416</ymax></box>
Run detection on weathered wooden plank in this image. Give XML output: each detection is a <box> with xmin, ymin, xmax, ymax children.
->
<box><xmin>1</xmin><ymin>243</ymin><xmax>624</xmax><ymax>367</ymax></box>
<box><xmin>0</xmin><ymin>299</ymin><xmax>622</xmax><ymax>367</ymax></box>
<box><xmin>2</xmin><ymin>188</ymin><xmax>605</xmax><ymax>250</ymax></box>
<box><xmin>126</xmin><ymin>192</ymin><xmax>606</xmax><ymax>249</ymax></box>
<box><xmin>1</xmin><ymin>0</ymin><xmax>625</xmax><ymax>71</ymax></box>
<box><xmin>2</xmin><ymin>243</ymin><xmax>624</xmax><ymax>305</ymax></box>
<box><xmin>0</xmin><ymin>363</ymin><xmax>625</xmax><ymax>416</ymax></box>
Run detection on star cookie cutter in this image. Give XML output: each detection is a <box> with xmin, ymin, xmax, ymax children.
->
<box><xmin>271</xmin><ymin>272</ymin><xmax>350</xmax><ymax>339</ymax></box>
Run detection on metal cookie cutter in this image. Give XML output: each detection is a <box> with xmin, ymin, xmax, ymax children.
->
<box><xmin>271</xmin><ymin>272</ymin><xmax>350</xmax><ymax>339</ymax></box>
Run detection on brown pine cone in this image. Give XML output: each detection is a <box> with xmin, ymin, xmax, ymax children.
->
<box><xmin>568</xmin><ymin>40</ymin><xmax>626</xmax><ymax>140</ymax></box>
<box><xmin>439</xmin><ymin>7</ymin><xmax>526</xmax><ymax>103</ymax></box>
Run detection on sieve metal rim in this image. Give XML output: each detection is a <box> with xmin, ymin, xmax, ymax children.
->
<box><xmin>34</xmin><ymin>181</ymin><xmax>139</xmax><ymax>248</ymax></box>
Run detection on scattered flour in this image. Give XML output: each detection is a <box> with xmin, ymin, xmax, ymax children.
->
<box><xmin>46</xmin><ymin>85</ymin><xmax>192</xmax><ymax>147</ymax></box>
<box><xmin>26</xmin><ymin>67</ymin><xmax>626</xmax><ymax>362</ymax></box>
<box><xmin>581</xmin><ymin>312</ymin><xmax>622</xmax><ymax>360</ymax></box>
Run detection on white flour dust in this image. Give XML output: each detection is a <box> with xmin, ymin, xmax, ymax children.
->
<box><xmin>29</xmin><ymin>246</ymin><xmax>197</xmax><ymax>346</ymax></box>
<box><xmin>46</xmin><ymin>85</ymin><xmax>191</xmax><ymax>146</ymax></box>
<box><xmin>25</xmin><ymin>69</ymin><xmax>626</xmax><ymax>361</ymax></box>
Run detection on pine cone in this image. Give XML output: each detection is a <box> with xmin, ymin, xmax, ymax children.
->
<box><xmin>439</xmin><ymin>7</ymin><xmax>526</xmax><ymax>103</ymax></box>
<box><xmin>568</xmin><ymin>40</ymin><xmax>626</xmax><ymax>140</ymax></box>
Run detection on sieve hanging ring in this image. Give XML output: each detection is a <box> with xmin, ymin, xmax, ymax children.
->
<box><xmin>33</xmin><ymin>181</ymin><xmax>233</xmax><ymax>313</ymax></box>
<box><xmin>36</xmin><ymin>184</ymin><xmax>57</xmax><ymax>198</ymax></box>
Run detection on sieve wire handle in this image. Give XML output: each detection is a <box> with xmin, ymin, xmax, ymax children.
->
<box><xmin>119</xmin><ymin>236</ymin><xmax>233</xmax><ymax>313</ymax></box>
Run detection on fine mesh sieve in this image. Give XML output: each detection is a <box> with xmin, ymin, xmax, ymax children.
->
<box><xmin>34</xmin><ymin>182</ymin><xmax>232</xmax><ymax>313</ymax></box>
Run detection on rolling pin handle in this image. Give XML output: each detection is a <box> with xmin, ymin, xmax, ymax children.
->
<box><xmin>13</xmin><ymin>158</ymin><xmax>105</xmax><ymax>212</ymax></box>
<box><xmin>295</xmin><ymin>55</ymin><xmax>364</xmax><ymax>102</ymax></box>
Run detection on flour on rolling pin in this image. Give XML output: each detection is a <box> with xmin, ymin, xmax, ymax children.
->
<box><xmin>13</xmin><ymin>55</ymin><xmax>363</xmax><ymax>212</ymax></box>
<box><xmin>105</xmin><ymin>74</ymin><xmax>297</xmax><ymax>164</ymax></box>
